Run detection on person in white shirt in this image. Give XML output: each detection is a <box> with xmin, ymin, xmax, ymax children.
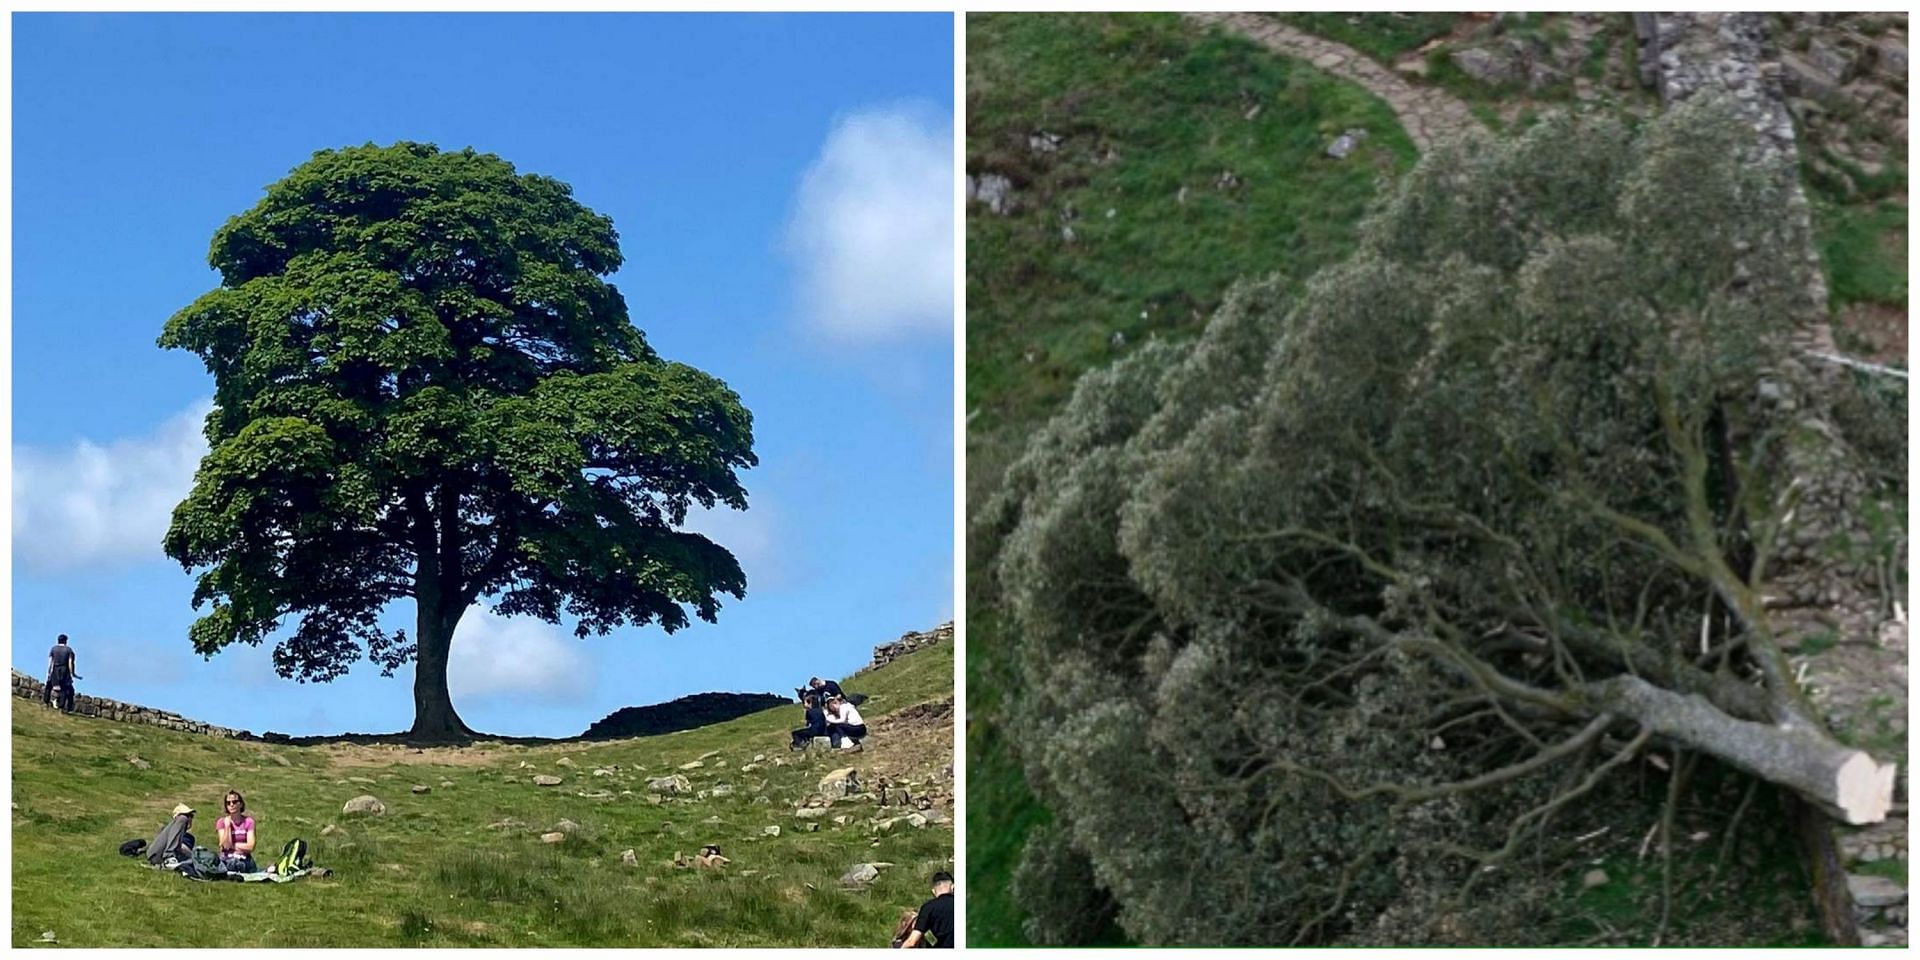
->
<box><xmin>824</xmin><ymin>695</ymin><xmax>868</xmax><ymax>749</ymax></box>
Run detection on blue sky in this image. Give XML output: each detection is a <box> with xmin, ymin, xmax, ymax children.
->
<box><xmin>12</xmin><ymin>13</ymin><xmax>955</xmax><ymax>737</ymax></box>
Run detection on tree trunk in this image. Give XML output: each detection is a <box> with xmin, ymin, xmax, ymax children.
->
<box><xmin>408</xmin><ymin>600</ymin><xmax>474</xmax><ymax>742</ymax></box>
<box><xmin>1783</xmin><ymin>792</ymin><xmax>1863</xmax><ymax>946</ymax></box>
<box><xmin>1587</xmin><ymin>675</ymin><xmax>1895</xmax><ymax>825</ymax></box>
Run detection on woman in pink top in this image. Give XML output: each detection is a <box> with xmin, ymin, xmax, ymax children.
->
<box><xmin>216</xmin><ymin>790</ymin><xmax>258</xmax><ymax>872</ymax></box>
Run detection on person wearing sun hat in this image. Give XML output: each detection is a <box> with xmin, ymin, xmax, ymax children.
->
<box><xmin>146</xmin><ymin>803</ymin><xmax>197</xmax><ymax>866</ymax></box>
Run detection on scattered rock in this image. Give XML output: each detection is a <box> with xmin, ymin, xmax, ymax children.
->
<box><xmin>1582</xmin><ymin>868</ymin><xmax>1610</xmax><ymax>890</ymax></box>
<box><xmin>970</xmin><ymin>173</ymin><xmax>1015</xmax><ymax>216</ymax></box>
<box><xmin>795</xmin><ymin>808</ymin><xmax>831</xmax><ymax>820</ymax></box>
<box><xmin>819</xmin><ymin>767</ymin><xmax>861</xmax><ymax>799</ymax></box>
<box><xmin>578</xmin><ymin>790</ymin><xmax>614</xmax><ymax>800</ymax></box>
<box><xmin>1876</xmin><ymin>40</ymin><xmax>1906</xmax><ymax>77</ymax></box>
<box><xmin>440</xmin><ymin>780</ymin><xmax>453</xmax><ymax>788</ymax></box>
<box><xmin>593</xmin><ymin>768</ymin><xmax>616</xmax><ymax>778</ymax></box>
<box><xmin>678</xmin><ymin>760</ymin><xmax>705</xmax><ymax>771</ymax></box>
<box><xmin>621</xmin><ymin>849</ymin><xmax>638</xmax><ymax>866</ymax></box>
<box><xmin>556</xmin><ymin>757</ymin><xmax>576</xmax><ymax>768</ymax></box>
<box><xmin>342</xmin><ymin>795</ymin><xmax>385</xmax><ymax>816</ymax></box>
<box><xmin>321</xmin><ymin>824</ymin><xmax>341</xmax><ymax>837</ymax></box>
<box><xmin>1451</xmin><ymin>46</ymin><xmax>1522</xmax><ymax>86</ymax></box>
<box><xmin>763</xmin><ymin>825</ymin><xmax>781</xmax><ymax>837</ymax></box>
<box><xmin>554</xmin><ymin>819</ymin><xmax>582</xmax><ymax>834</ymax></box>
<box><xmin>840</xmin><ymin>863</ymin><xmax>881</xmax><ymax>886</ymax></box>
<box><xmin>127</xmin><ymin>755</ymin><xmax>150</xmax><ymax>770</ymax></box>
<box><xmin>534</xmin><ymin>774</ymin><xmax>564</xmax><ymax>787</ymax></box>
<box><xmin>348</xmin><ymin>776</ymin><xmax>377</xmax><ymax>785</ymax></box>
<box><xmin>752</xmin><ymin>754</ymin><xmax>766</xmax><ymax>763</ymax></box>
<box><xmin>540</xmin><ymin>832</ymin><xmax>566</xmax><ymax>844</ymax></box>
<box><xmin>1847</xmin><ymin>873</ymin><xmax>1907</xmax><ymax>908</ymax></box>
<box><xmin>711</xmin><ymin>784</ymin><xmax>734</xmax><ymax>798</ymax></box>
<box><xmin>1325</xmin><ymin>128</ymin><xmax>1368</xmax><ymax>159</ymax></box>
<box><xmin>411</xmin><ymin>784</ymin><xmax>430</xmax><ymax>794</ymax></box>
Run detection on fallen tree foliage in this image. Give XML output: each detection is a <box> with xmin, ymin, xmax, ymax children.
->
<box><xmin>981</xmin><ymin>99</ymin><xmax>1898</xmax><ymax>945</ymax></box>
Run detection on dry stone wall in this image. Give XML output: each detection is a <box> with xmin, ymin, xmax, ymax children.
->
<box><xmin>860</xmin><ymin>622</ymin><xmax>953</xmax><ymax>673</ymax></box>
<box><xmin>11</xmin><ymin>670</ymin><xmax>249</xmax><ymax>739</ymax></box>
<box><xmin>1638</xmin><ymin>14</ymin><xmax>1909</xmax><ymax>948</ymax></box>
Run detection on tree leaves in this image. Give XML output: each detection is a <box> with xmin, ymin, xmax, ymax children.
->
<box><xmin>988</xmin><ymin>99</ymin><xmax>1825</xmax><ymax>944</ymax></box>
<box><xmin>160</xmin><ymin>142</ymin><xmax>755</xmax><ymax>691</ymax></box>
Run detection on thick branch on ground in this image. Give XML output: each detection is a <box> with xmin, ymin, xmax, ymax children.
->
<box><xmin>1585</xmin><ymin>674</ymin><xmax>1894</xmax><ymax>825</ymax></box>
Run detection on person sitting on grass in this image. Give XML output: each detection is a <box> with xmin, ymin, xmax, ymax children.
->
<box><xmin>147</xmin><ymin>803</ymin><xmax>197</xmax><ymax>866</ymax></box>
<box><xmin>215</xmin><ymin>790</ymin><xmax>258</xmax><ymax>873</ymax></box>
<box><xmin>896</xmin><ymin>871</ymin><xmax>956</xmax><ymax>948</ymax></box>
<box><xmin>824</xmin><ymin>694</ymin><xmax>867</xmax><ymax>749</ymax></box>
<box><xmin>790</xmin><ymin>694</ymin><xmax>828</xmax><ymax>749</ymax></box>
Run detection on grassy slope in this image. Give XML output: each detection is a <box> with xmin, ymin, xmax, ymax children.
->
<box><xmin>12</xmin><ymin>641</ymin><xmax>953</xmax><ymax>948</ymax></box>
<box><xmin>964</xmin><ymin>12</ymin><xmax>1415</xmax><ymax>947</ymax></box>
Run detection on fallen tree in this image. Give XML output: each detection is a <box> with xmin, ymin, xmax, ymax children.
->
<box><xmin>981</xmin><ymin>99</ymin><xmax>1899</xmax><ymax>945</ymax></box>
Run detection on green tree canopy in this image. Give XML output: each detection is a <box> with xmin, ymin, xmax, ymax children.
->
<box><xmin>160</xmin><ymin>142</ymin><xmax>756</xmax><ymax>739</ymax></box>
<box><xmin>984</xmin><ymin>100</ymin><xmax>1898</xmax><ymax>945</ymax></box>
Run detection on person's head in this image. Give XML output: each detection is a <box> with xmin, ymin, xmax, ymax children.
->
<box><xmin>930</xmin><ymin>870</ymin><xmax>954</xmax><ymax>894</ymax></box>
<box><xmin>827</xmin><ymin>694</ymin><xmax>845</xmax><ymax>709</ymax></box>
<box><xmin>809</xmin><ymin>677</ymin><xmax>823</xmax><ymax>689</ymax></box>
<box><xmin>171</xmin><ymin>803</ymin><xmax>195</xmax><ymax>821</ymax></box>
<box><xmin>223</xmin><ymin>791</ymin><xmax>246</xmax><ymax>816</ymax></box>
<box><xmin>804</xmin><ymin>694</ymin><xmax>819</xmax><ymax>708</ymax></box>
<box><xmin>56</xmin><ymin>634</ymin><xmax>67</xmax><ymax>645</ymax></box>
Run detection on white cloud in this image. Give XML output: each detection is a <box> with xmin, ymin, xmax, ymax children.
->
<box><xmin>448</xmin><ymin>605</ymin><xmax>592</xmax><ymax>703</ymax></box>
<box><xmin>13</xmin><ymin>399</ymin><xmax>213</xmax><ymax>574</ymax></box>
<box><xmin>786</xmin><ymin>105</ymin><xmax>955</xmax><ymax>340</ymax></box>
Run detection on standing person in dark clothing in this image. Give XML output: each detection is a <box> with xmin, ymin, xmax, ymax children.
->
<box><xmin>897</xmin><ymin>871</ymin><xmax>955</xmax><ymax>947</ymax></box>
<box><xmin>790</xmin><ymin>694</ymin><xmax>828</xmax><ymax>749</ymax></box>
<box><xmin>43</xmin><ymin>634</ymin><xmax>77</xmax><ymax>711</ymax></box>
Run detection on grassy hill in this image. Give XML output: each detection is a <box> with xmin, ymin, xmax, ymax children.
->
<box><xmin>965</xmin><ymin>12</ymin><xmax>1415</xmax><ymax>946</ymax></box>
<box><xmin>11</xmin><ymin>640</ymin><xmax>953</xmax><ymax>948</ymax></box>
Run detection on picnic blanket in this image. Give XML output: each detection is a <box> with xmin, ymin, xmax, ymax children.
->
<box><xmin>148</xmin><ymin>857</ymin><xmax>328</xmax><ymax>883</ymax></box>
<box><xmin>225</xmin><ymin>868</ymin><xmax>324</xmax><ymax>884</ymax></box>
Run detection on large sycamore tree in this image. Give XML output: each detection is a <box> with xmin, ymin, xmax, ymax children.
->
<box><xmin>984</xmin><ymin>100</ymin><xmax>1900</xmax><ymax>945</ymax></box>
<box><xmin>161</xmin><ymin>143</ymin><xmax>756</xmax><ymax>740</ymax></box>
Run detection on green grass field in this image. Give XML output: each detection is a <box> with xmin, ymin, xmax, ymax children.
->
<box><xmin>12</xmin><ymin>641</ymin><xmax>953</xmax><ymax>947</ymax></box>
<box><xmin>964</xmin><ymin>12</ymin><xmax>1416</xmax><ymax>946</ymax></box>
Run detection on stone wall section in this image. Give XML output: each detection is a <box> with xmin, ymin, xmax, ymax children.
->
<box><xmin>860</xmin><ymin>622</ymin><xmax>954</xmax><ymax>673</ymax></box>
<box><xmin>12</xmin><ymin>670</ymin><xmax>249</xmax><ymax>739</ymax></box>
<box><xmin>1638</xmin><ymin>13</ymin><xmax>1908</xmax><ymax>948</ymax></box>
